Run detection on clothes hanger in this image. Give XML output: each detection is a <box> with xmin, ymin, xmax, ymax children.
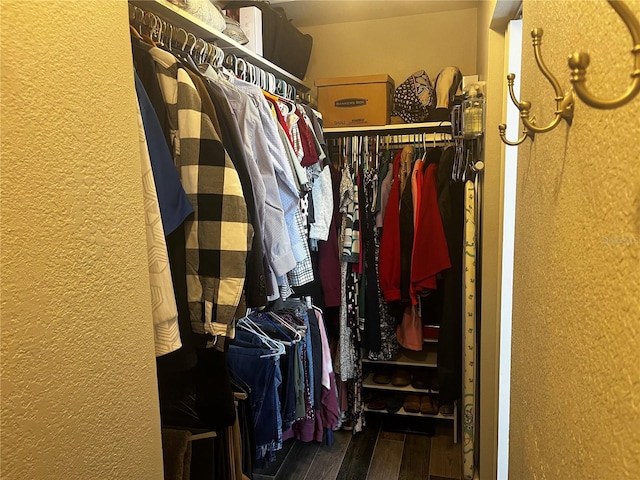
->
<box><xmin>251</xmin><ymin>313</ymin><xmax>293</xmax><ymax>346</ymax></box>
<box><xmin>140</xmin><ymin>12</ymin><xmax>159</xmax><ymax>47</ymax></box>
<box><xmin>237</xmin><ymin>315</ymin><xmax>285</xmax><ymax>357</ymax></box>
<box><xmin>265</xmin><ymin>311</ymin><xmax>303</xmax><ymax>343</ymax></box>
<box><xmin>130</xmin><ymin>25</ymin><xmax>143</xmax><ymax>40</ymax></box>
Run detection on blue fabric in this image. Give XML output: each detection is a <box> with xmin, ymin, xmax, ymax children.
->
<box><xmin>135</xmin><ymin>72</ymin><xmax>193</xmax><ymax>235</ymax></box>
<box><xmin>227</xmin><ymin>334</ymin><xmax>282</xmax><ymax>456</ymax></box>
<box><xmin>213</xmin><ymin>79</ymin><xmax>296</xmax><ymax>278</ymax></box>
<box><xmin>301</xmin><ymin>312</ymin><xmax>315</xmax><ymax>410</ymax></box>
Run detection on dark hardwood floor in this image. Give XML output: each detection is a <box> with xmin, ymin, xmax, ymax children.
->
<box><xmin>254</xmin><ymin>416</ymin><xmax>461</xmax><ymax>480</ymax></box>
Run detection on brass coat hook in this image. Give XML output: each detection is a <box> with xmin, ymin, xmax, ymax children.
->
<box><xmin>498</xmin><ymin>121</ymin><xmax>534</xmax><ymax>146</ymax></box>
<box><xmin>499</xmin><ymin>28</ymin><xmax>575</xmax><ymax>146</ymax></box>
<box><xmin>568</xmin><ymin>0</ymin><xmax>640</xmax><ymax>109</ymax></box>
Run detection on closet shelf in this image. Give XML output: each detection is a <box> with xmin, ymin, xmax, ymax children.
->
<box><xmin>323</xmin><ymin>121</ymin><xmax>452</xmax><ymax>135</ymax></box>
<box><xmin>129</xmin><ymin>0</ymin><xmax>310</xmax><ymax>92</ymax></box>
<box><xmin>364</xmin><ymin>406</ymin><xmax>454</xmax><ymax>421</ymax></box>
<box><xmin>363</xmin><ymin>375</ymin><xmax>436</xmax><ymax>394</ymax></box>
<box><xmin>362</xmin><ymin>347</ymin><xmax>437</xmax><ymax>368</ymax></box>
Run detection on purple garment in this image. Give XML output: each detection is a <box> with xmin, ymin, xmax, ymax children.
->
<box><xmin>282</xmin><ymin>372</ymin><xmax>340</xmax><ymax>443</ymax></box>
<box><xmin>318</xmin><ymin>164</ymin><xmax>342</xmax><ymax>307</ymax></box>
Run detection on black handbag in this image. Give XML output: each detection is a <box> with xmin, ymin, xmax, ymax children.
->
<box><xmin>223</xmin><ymin>1</ymin><xmax>313</xmax><ymax>79</ymax></box>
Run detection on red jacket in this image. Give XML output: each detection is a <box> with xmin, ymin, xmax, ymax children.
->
<box><xmin>378</xmin><ymin>151</ymin><xmax>403</xmax><ymax>302</ymax></box>
<box><xmin>411</xmin><ymin>162</ymin><xmax>450</xmax><ymax>293</ymax></box>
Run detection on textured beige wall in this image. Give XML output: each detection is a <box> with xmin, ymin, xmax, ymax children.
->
<box><xmin>300</xmin><ymin>8</ymin><xmax>478</xmax><ymax>92</ymax></box>
<box><xmin>0</xmin><ymin>1</ymin><xmax>164</xmax><ymax>479</ymax></box>
<box><xmin>510</xmin><ymin>0</ymin><xmax>640</xmax><ymax>478</ymax></box>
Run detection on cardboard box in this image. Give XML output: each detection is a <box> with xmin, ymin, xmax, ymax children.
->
<box><xmin>316</xmin><ymin>75</ymin><xmax>395</xmax><ymax>127</ymax></box>
<box><xmin>239</xmin><ymin>6</ymin><xmax>263</xmax><ymax>56</ymax></box>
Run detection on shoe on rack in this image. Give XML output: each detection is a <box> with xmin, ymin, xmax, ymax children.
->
<box><xmin>431</xmin><ymin>374</ymin><xmax>439</xmax><ymax>392</ymax></box>
<box><xmin>403</xmin><ymin>394</ymin><xmax>421</xmax><ymax>413</ymax></box>
<box><xmin>439</xmin><ymin>404</ymin><xmax>454</xmax><ymax>416</ymax></box>
<box><xmin>420</xmin><ymin>395</ymin><xmax>439</xmax><ymax>415</ymax></box>
<box><xmin>367</xmin><ymin>395</ymin><xmax>389</xmax><ymax>411</ymax></box>
<box><xmin>411</xmin><ymin>370</ymin><xmax>430</xmax><ymax>390</ymax></box>
<box><xmin>373</xmin><ymin>366</ymin><xmax>392</xmax><ymax>384</ymax></box>
<box><xmin>386</xmin><ymin>393</ymin><xmax>405</xmax><ymax>414</ymax></box>
<box><xmin>391</xmin><ymin>368</ymin><xmax>412</xmax><ymax>387</ymax></box>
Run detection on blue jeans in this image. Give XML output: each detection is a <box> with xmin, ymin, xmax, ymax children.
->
<box><xmin>228</xmin><ymin>331</ymin><xmax>283</xmax><ymax>460</ymax></box>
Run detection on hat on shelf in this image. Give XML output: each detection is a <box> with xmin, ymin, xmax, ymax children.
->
<box><xmin>430</xmin><ymin>66</ymin><xmax>463</xmax><ymax>122</ymax></box>
<box><xmin>222</xmin><ymin>15</ymin><xmax>249</xmax><ymax>45</ymax></box>
<box><xmin>392</xmin><ymin>70</ymin><xmax>435</xmax><ymax>123</ymax></box>
<box><xmin>168</xmin><ymin>0</ymin><xmax>226</xmax><ymax>33</ymax></box>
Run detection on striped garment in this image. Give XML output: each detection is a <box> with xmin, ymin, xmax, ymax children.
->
<box><xmin>147</xmin><ymin>46</ymin><xmax>252</xmax><ymax>350</ymax></box>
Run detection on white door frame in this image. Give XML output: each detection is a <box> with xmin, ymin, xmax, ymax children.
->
<box><xmin>477</xmin><ymin>2</ymin><xmax>522</xmax><ymax>479</ymax></box>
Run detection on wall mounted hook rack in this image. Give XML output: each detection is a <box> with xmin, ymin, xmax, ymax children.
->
<box><xmin>499</xmin><ymin>28</ymin><xmax>575</xmax><ymax>146</ymax></box>
<box><xmin>568</xmin><ymin>0</ymin><xmax>640</xmax><ymax>109</ymax></box>
<box><xmin>498</xmin><ymin>120</ymin><xmax>534</xmax><ymax>146</ymax></box>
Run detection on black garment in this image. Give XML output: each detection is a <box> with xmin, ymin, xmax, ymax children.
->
<box><xmin>307</xmin><ymin>309</ymin><xmax>323</xmax><ymax>410</ymax></box>
<box><xmin>237</xmin><ymin>396</ymin><xmax>255</xmax><ymax>478</ymax></box>
<box><xmin>361</xmin><ymin>170</ymin><xmax>381</xmax><ymax>351</ymax></box>
<box><xmin>201</xmin><ymin>76</ymin><xmax>268</xmax><ymax>308</ymax></box>
<box><xmin>399</xmin><ymin>169</ymin><xmax>415</xmax><ymax>304</ymax></box>
<box><xmin>293</xmin><ymin>250</ymin><xmax>326</xmax><ymax>310</ymax></box>
<box><xmin>436</xmin><ymin>147</ymin><xmax>464</xmax><ymax>405</ymax></box>
<box><xmin>279</xmin><ymin>344</ymin><xmax>297</xmax><ymax>430</ymax></box>
<box><xmin>157</xmin><ymin>222</ymin><xmax>198</xmax><ymax>403</ymax></box>
<box><xmin>195</xmin><ymin>348</ymin><xmax>237</xmax><ymax>429</ymax></box>
<box><xmin>131</xmin><ymin>38</ymin><xmax>171</xmax><ymax>148</ymax></box>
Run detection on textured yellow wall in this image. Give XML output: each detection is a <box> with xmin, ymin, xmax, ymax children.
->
<box><xmin>300</xmin><ymin>8</ymin><xmax>478</xmax><ymax>92</ymax></box>
<box><xmin>510</xmin><ymin>0</ymin><xmax>640</xmax><ymax>477</ymax></box>
<box><xmin>0</xmin><ymin>1</ymin><xmax>164</xmax><ymax>479</ymax></box>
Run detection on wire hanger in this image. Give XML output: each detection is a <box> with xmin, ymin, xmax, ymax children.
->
<box><xmin>237</xmin><ymin>314</ymin><xmax>285</xmax><ymax>357</ymax></box>
<box><xmin>266</xmin><ymin>311</ymin><xmax>303</xmax><ymax>343</ymax></box>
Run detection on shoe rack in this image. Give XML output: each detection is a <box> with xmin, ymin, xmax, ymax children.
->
<box><xmin>361</xmin><ymin>340</ymin><xmax>458</xmax><ymax>443</ymax></box>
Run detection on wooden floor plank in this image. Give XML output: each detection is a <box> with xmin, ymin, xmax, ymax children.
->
<box><xmin>275</xmin><ymin>440</ymin><xmax>320</xmax><ymax>480</ymax></box>
<box><xmin>253</xmin><ymin>439</ymin><xmax>297</xmax><ymax>478</ymax></box>
<box><xmin>379</xmin><ymin>429</ymin><xmax>406</xmax><ymax>442</ymax></box>
<box><xmin>428</xmin><ymin>425</ymin><xmax>461</xmax><ymax>480</ymax></box>
<box><xmin>365</xmin><ymin>439</ymin><xmax>404</xmax><ymax>480</ymax></box>
<box><xmin>336</xmin><ymin>418</ymin><xmax>381</xmax><ymax>480</ymax></box>
<box><xmin>398</xmin><ymin>434</ymin><xmax>431</xmax><ymax>480</ymax></box>
<box><xmin>304</xmin><ymin>430</ymin><xmax>352</xmax><ymax>480</ymax></box>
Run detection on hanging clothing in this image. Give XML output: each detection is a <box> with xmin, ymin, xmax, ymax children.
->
<box><xmin>361</xmin><ymin>168</ymin><xmax>381</xmax><ymax>352</ymax></box>
<box><xmin>367</xmin><ymin>227</ymin><xmax>399</xmax><ymax>361</ymax></box>
<box><xmin>135</xmin><ymin>99</ymin><xmax>181</xmax><ymax>357</ymax></box>
<box><xmin>378</xmin><ymin>151</ymin><xmax>403</xmax><ymax>303</ymax></box>
<box><xmin>308</xmin><ymin>163</ymin><xmax>333</xmax><ymax>242</ymax></box>
<box><xmin>210</xmin><ymin>75</ymin><xmax>296</xmax><ymax>280</ymax></box>
<box><xmin>135</xmin><ymin>72</ymin><xmax>193</xmax><ymax>237</ymax></box>
<box><xmin>147</xmin><ymin>45</ymin><xmax>251</xmax><ymax>350</ymax></box>
<box><xmin>411</xmin><ymin>162</ymin><xmax>451</xmax><ymax>295</ymax></box>
<box><xmin>317</xmin><ymin>164</ymin><xmax>343</xmax><ymax>308</ymax></box>
<box><xmin>437</xmin><ymin>147</ymin><xmax>465</xmax><ymax>406</ymax></box>
<box><xmin>197</xmin><ymin>75</ymin><xmax>267</xmax><ymax>307</ymax></box>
